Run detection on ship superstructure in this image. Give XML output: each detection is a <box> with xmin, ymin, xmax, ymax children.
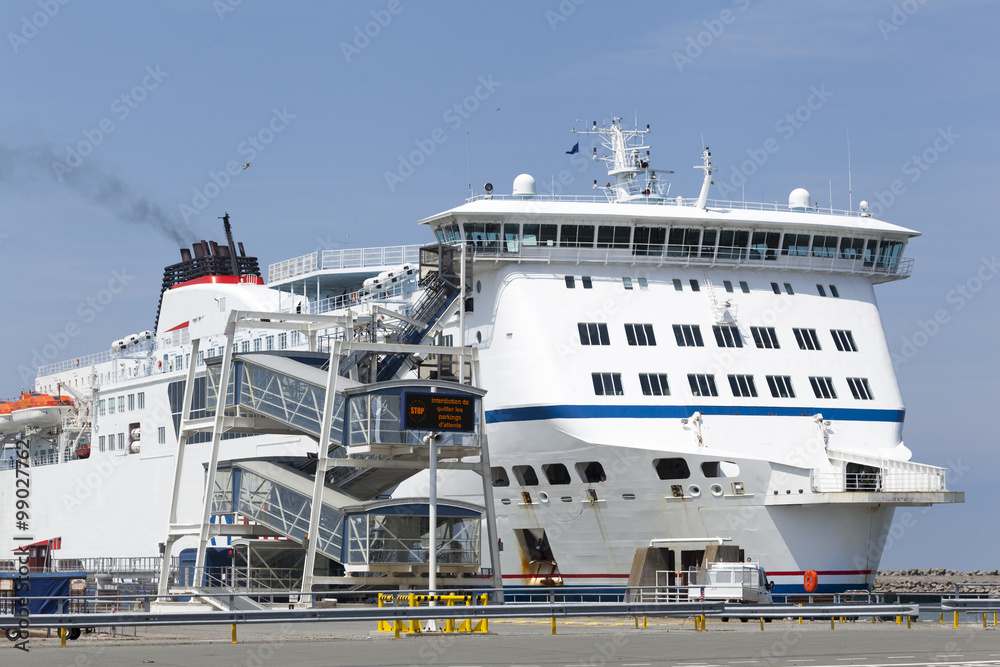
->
<box><xmin>0</xmin><ymin>119</ymin><xmax>962</xmax><ymax>594</ymax></box>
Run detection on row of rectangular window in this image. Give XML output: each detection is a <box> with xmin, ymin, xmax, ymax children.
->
<box><xmin>592</xmin><ymin>372</ymin><xmax>875</xmax><ymax>400</ymax></box>
<box><xmin>492</xmin><ymin>456</ymin><xmax>741</xmax><ymax>487</ymax></box>
<box><xmin>97</xmin><ymin>426</ymin><xmax>167</xmax><ymax>453</ymax></box>
<box><xmin>568</xmin><ymin>275</ymin><xmax>839</xmax><ymax>298</ymax></box>
<box><xmin>98</xmin><ymin>392</ymin><xmax>145</xmax><ymax>416</ymax></box>
<box><xmin>451</xmin><ymin>222</ymin><xmax>904</xmax><ymax>272</ymax></box>
<box><xmin>581</xmin><ymin>322</ymin><xmax>858</xmax><ymax>353</ymax></box>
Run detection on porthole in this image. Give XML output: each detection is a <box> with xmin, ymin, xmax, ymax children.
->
<box><xmin>538</xmin><ymin>491</ymin><xmax>549</xmax><ymax>503</ymax></box>
<box><xmin>500</xmin><ymin>498</ymin><xmax>511</xmax><ymax>505</ymax></box>
<box><xmin>476</xmin><ymin>280</ymin><xmax>482</xmax><ymax>293</ymax></box>
<box><xmin>710</xmin><ymin>484</ymin><xmax>723</xmax><ymax>497</ymax></box>
<box><xmin>560</xmin><ymin>496</ymin><xmax>573</xmax><ymax>503</ymax></box>
<box><xmin>476</xmin><ymin>331</ymin><xmax>482</xmax><ymax>343</ymax></box>
<box><xmin>622</xmin><ymin>493</ymin><xmax>636</xmax><ymax>501</ymax></box>
<box><xmin>688</xmin><ymin>484</ymin><xmax>701</xmax><ymax>497</ymax></box>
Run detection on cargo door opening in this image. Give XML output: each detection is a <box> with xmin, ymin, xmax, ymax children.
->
<box><xmin>513</xmin><ymin>528</ymin><xmax>562</xmax><ymax>586</ymax></box>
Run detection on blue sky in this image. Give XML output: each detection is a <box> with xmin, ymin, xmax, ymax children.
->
<box><xmin>1</xmin><ymin>0</ymin><xmax>997</xmax><ymax>570</ymax></box>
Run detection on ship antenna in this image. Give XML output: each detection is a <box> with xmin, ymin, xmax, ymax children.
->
<box><xmin>466</xmin><ymin>117</ymin><xmax>472</xmax><ymax>200</ymax></box>
<box><xmin>219</xmin><ymin>212</ymin><xmax>241</xmax><ymax>277</ymax></box>
<box><xmin>846</xmin><ymin>128</ymin><xmax>853</xmax><ymax>212</ymax></box>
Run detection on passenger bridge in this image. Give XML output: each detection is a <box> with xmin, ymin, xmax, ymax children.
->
<box><xmin>158</xmin><ymin>274</ymin><xmax>499</xmax><ymax>597</ymax></box>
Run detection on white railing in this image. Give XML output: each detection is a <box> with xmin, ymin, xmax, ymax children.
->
<box><xmin>464</xmin><ymin>243</ymin><xmax>912</xmax><ymax>280</ymax></box>
<box><xmin>268</xmin><ymin>244</ymin><xmax>422</xmax><ymax>283</ymax></box>
<box><xmin>466</xmin><ymin>192</ymin><xmax>867</xmax><ymax>217</ymax></box>
<box><xmin>811</xmin><ymin>450</ymin><xmax>948</xmax><ymax>493</ymax></box>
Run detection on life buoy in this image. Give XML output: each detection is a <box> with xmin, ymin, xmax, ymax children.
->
<box><xmin>75</xmin><ymin>359</ymin><xmax>80</xmax><ymax>367</ymax></box>
<box><xmin>351</xmin><ymin>293</ymin><xmax>357</xmax><ymax>303</ymax></box>
<box><xmin>804</xmin><ymin>569</ymin><xmax>818</xmax><ymax>592</ymax></box>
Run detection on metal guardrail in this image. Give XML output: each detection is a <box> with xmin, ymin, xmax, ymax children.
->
<box><xmin>715</xmin><ymin>603</ymin><xmax>919</xmax><ymax>619</ymax></box>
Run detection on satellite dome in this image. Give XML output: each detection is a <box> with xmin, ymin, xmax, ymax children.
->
<box><xmin>789</xmin><ymin>188</ymin><xmax>810</xmax><ymax>212</ymax></box>
<box><xmin>512</xmin><ymin>174</ymin><xmax>536</xmax><ymax>198</ymax></box>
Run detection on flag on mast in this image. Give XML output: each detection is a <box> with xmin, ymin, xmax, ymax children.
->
<box><xmin>565</xmin><ymin>142</ymin><xmax>579</xmax><ymax>155</ymax></box>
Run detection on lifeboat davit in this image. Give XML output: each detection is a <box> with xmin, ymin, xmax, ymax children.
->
<box><xmin>10</xmin><ymin>392</ymin><xmax>75</xmax><ymax>429</ymax></box>
<box><xmin>0</xmin><ymin>400</ymin><xmax>18</xmax><ymax>434</ymax></box>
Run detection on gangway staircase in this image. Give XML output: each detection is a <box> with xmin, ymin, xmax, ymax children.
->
<box><xmin>158</xmin><ymin>292</ymin><xmax>501</xmax><ymax>599</ymax></box>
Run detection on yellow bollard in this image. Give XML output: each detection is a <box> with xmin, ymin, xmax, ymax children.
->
<box><xmin>798</xmin><ymin>603</ymin><xmax>803</xmax><ymax>625</ymax></box>
<box><xmin>643</xmin><ymin>615</ymin><xmax>647</xmax><ymax>629</ymax></box>
<box><xmin>871</xmin><ymin>614</ymin><xmax>876</xmax><ymax>623</ymax></box>
<box><xmin>60</xmin><ymin>628</ymin><xmax>66</xmax><ymax>648</ymax></box>
<box><xmin>634</xmin><ymin>615</ymin><xmax>639</xmax><ymax>629</ymax></box>
<box><xmin>954</xmin><ymin>611</ymin><xmax>959</xmax><ymax>629</ymax></box>
<box><xmin>940</xmin><ymin>612</ymin><xmax>943</xmax><ymax>625</ymax></box>
<box><xmin>701</xmin><ymin>614</ymin><xmax>707</xmax><ymax>632</ymax></box>
<box><xmin>394</xmin><ymin>620</ymin><xmax>401</xmax><ymax>639</ymax></box>
<box><xmin>551</xmin><ymin>615</ymin><xmax>557</xmax><ymax>635</ymax></box>
<box><xmin>907</xmin><ymin>615</ymin><xmax>912</xmax><ymax>629</ymax></box>
<box><xmin>231</xmin><ymin>623</ymin><xmax>237</xmax><ymax>644</ymax></box>
<box><xmin>895</xmin><ymin>615</ymin><xmax>901</xmax><ymax>625</ymax></box>
<box><xmin>830</xmin><ymin>616</ymin><xmax>835</xmax><ymax>630</ymax></box>
<box><xmin>984</xmin><ymin>614</ymin><xmax>988</xmax><ymax>629</ymax></box>
<box><xmin>994</xmin><ymin>612</ymin><xmax>998</xmax><ymax>627</ymax></box>
<box><xmin>759</xmin><ymin>617</ymin><xmax>764</xmax><ymax>631</ymax></box>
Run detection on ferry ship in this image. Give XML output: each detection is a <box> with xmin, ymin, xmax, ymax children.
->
<box><xmin>0</xmin><ymin>119</ymin><xmax>962</xmax><ymax>594</ymax></box>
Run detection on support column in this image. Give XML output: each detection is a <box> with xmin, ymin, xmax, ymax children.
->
<box><xmin>193</xmin><ymin>319</ymin><xmax>237</xmax><ymax>578</ymax></box>
<box><xmin>301</xmin><ymin>339</ymin><xmax>343</xmax><ymax>594</ymax></box>
<box><xmin>158</xmin><ymin>337</ymin><xmax>202</xmax><ymax>596</ymax></box>
<box><xmin>472</xmin><ymin>349</ymin><xmax>504</xmax><ymax>601</ymax></box>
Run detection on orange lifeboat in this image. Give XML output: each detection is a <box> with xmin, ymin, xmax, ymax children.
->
<box><xmin>0</xmin><ymin>400</ymin><xmax>17</xmax><ymax>434</ymax></box>
<box><xmin>11</xmin><ymin>392</ymin><xmax>75</xmax><ymax>429</ymax></box>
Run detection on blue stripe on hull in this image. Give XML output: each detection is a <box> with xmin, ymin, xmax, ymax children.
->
<box><xmin>486</xmin><ymin>404</ymin><xmax>904</xmax><ymax>424</ymax></box>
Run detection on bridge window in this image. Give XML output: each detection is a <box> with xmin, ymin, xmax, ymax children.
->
<box><xmin>597</xmin><ymin>225</ymin><xmax>631</xmax><ymax>248</ymax></box>
<box><xmin>560</xmin><ymin>224</ymin><xmax>595</xmax><ymax>248</ymax></box>
<box><xmin>816</xmin><ymin>284</ymin><xmax>827</xmax><ymax>296</ymax></box>
<box><xmin>582</xmin><ymin>276</ymin><xmax>593</xmax><ymax>289</ymax></box>
<box><xmin>829</xmin><ymin>284</ymin><xmax>840</xmax><ymax>298</ymax></box>
<box><xmin>781</xmin><ymin>233</ymin><xmax>810</xmax><ymax>257</ymax></box>
<box><xmin>700</xmin><ymin>230</ymin><xmax>718</xmax><ymax>257</ymax></box>
<box><xmin>522</xmin><ymin>223</ymin><xmax>557</xmax><ymax>247</ymax></box>
<box><xmin>739</xmin><ymin>281</ymin><xmax>750</xmax><ymax>293</ymax></box>
<box><xmin>654</xmin><ymin>457</ymin><xmax>690</xmax><ymax>480</ymax></box>
<box><xmin>702</xmin><ymin>461</ymin><xmax>740</xmax><ymax>478</ymax></box>
<box><xmin>877</xmin><ymin>240</ymin><xmax>904</xmax><ymax>270</ymax></box>
<box><xmin>724</xmin><ymin>280</ymin><xmax>734</xmax><ymax>293</ymax></box>
<box><xmin>766</xmin><ymin>375</ymin><xmax>795</xmax><ymax>398</ymax></box>
<box><xmin>672</xmin><ymin>279</ymin><xmax>683</xmax><ymax>291</ymax></box>
<box><xmin>689</xmin><ymin>279</ymin><xmax>700</xmax><ymax>292</ymax></box>
<box><xmin>750</xmin><ymin>231</ymin><xmax>780</xmax><ymax>260</ymax></box>
<box><xmin>811</xmin><ymin>235</ymin><xmax>838</xmax><ymax>258</ymax></box>
<box><xmin>565</xmin><ymin>276</ymin><xmax>575</xmax><ymax>288</ymax></box>
<box><xmin>463</xmin><ymin>222</ymin><xmax>501</xmax><ymax>250</ymax></box>
<box><xmin>633</xmin><ymin>226</ymin><xmax>666</xmax><ymax>256</ymax></box>
<box><xmin>864</xmin><ymin>239</ymin><xmax>878</xmax><ymax>267</ymax></box>
<box><xmin>503</xmin><ymin>223</ymin><xmax>520</xmax><ymax>252</ymax></box>
<box><xmin>840</xmin><ymin>237</ymin><xmax>865</xmax><ymax>260</ymax></box>
<box><xmin>667</xmin><ymin>228</ymin><xmax>700</xmax><ymax>257</ymax></box>
<box><xmin>688</xmin><ymin>374</ymin><xmax>718</xmax><ymax>397</ymax></box>
<box><xmin>718</xmin><ymin>230</ymin><xmax>749</xmax><ymax>259</ymax></box>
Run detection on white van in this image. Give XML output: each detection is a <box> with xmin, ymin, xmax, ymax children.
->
<box><xmin>687</xmin><ymin>561</ymin><xmax>774</xmax><ymax>604</ymax></box>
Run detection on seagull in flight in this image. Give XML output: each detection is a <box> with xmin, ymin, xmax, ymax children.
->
<box><xmin>242</xmin><ymin>163</ymin><xmax>251</xmax><ymax>170</ymax></box>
